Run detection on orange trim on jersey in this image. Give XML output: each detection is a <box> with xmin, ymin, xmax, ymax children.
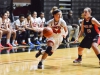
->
<box><xmin>94</xmin><ymin>25</ymin><xmax>100</xmax><ymax>34</ymax></box>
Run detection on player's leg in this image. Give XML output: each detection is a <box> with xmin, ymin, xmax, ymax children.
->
<box><xmin>37</xmin><ymin>41</ymin><xmax>54</xmax><ymax>69</ymax></box>
<box><xmin>3</xmin><ymin>29</ymin><xmax>12</xmax><ymax>47</ymax></box>
<box><xmin>0</xmin><ymin>30</ymin><xmax>4</xmax><ymax>48</ymax></box>
<box><xmin>92</xmin><ymin>36</ymin><xmax>100</xmax><ymax>65</ymax></box>
<box><xmin>26</xmin><ymin>30</ymin><xmax>34</xmax><ymax>47</ymax></box>
<box><xmin>11</xmin><ymin>30</ymin><xmax>16</xmax><ymax>47</ymax></box>
<box><xmin>21</xmin><ymin>31</ymin><xmax>27</xmax><ymax>45</ymax></box>
<box><xmin>73</xmin><ymin>47</ymin><xmax>84</xmax><ymax>63</ymax></box>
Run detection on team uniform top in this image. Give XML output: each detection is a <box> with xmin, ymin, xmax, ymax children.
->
<box><xmin>47</xmin><ymin>18</ymin><xmax>67</xmax><ymax>37</ymax></box>
<box><xmin>38</xmin><ymin>17</ymin><xmax>45</xmax><ymax>27</ymax></box>
<box><xmin>15</xmin><ymin>19</ymin><xmax>25</xmax><ymax>28</ymax></box>
<box><xmin>31</xmin><ymin>17</ymin><xmax>39</xmax><ymax>27</ymax></box>
<box><xmin>84</xmin><ymin>17</ymin><xmax>98</xmax><ymax>37</ymax></box>
<box><xmin>79</xmin><ymin>17</ymin><xmax>99</xmax><ymax>49</ymax></box>
<box><xmin>25</xmin><ymin>19</ymin><xmax>31</xmax><ymax>28</ymax></box>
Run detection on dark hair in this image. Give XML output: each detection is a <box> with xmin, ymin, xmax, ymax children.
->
<box><xmin>40</xmin><ymin>12</ymin><xmax>44</xmax><ymax>15</ymax></box>
<box><xmin>32</xmin><ymin>11</ymin><xmax>37</xmax><ymax>15</ymax></box>
<box><xmin>52</xmin><ymin>9</ymin><xmax>61</xmax><ymax>15</ymax></box>
<box><xmin>1</xmin><ymin>10</ymin><xmax>7</xmax><ymax>17</ymax></box>
<box><xmin>68</xmin><ymin>10</ymin><xmax>73</xmax><ymax>14</ymax></box>
<box><xmin>26</xmin><ymin>13</ymin><xmax>31</xmax><ymax>18</ymax></box>
<box><xmin>19</xmin><ymin>14</ymin><xmax>25</xmax><ymax>18</ymax></box>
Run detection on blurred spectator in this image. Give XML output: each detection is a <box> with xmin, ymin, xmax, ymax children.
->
<box><xmin>63</xmin><ymin>10</ymin><xmax>79</xmax><ymax>42</ymax></box>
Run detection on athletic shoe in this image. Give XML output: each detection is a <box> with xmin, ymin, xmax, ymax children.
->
<box><xmin>15</xmin><ymin>41</ymin><xmax>19</xmax><ymax>46</ymax></box>
<box><xmin>6</xmin><ymin>43</ymin><xmax>13</xmax><ymax>48</ymax></box>
<box><xmin>36</xmin><ymin>41</ymin><xmax>41</xmax><ymax>45</ymax></box>
<box><xmin>35</xmin><ymin>48</ymin><xmax>42</xmax><ymax>58</ymax></box>
<box><xmin>22</xmin><ymin>42</ymin><xmax>26</xmax><ymax>45</ymax></box>
<box><xmin>28</xmin><ymin>42</ymin><xmax>34</xmax><ymax>47</ymax></box>
<box><xmin>38</xmin><ymin>62</ymin><xmax>44</xmax><ymax>69</ymax></box>
<box><xmin>73</xmin><ymin>59</ymin><xmax>82</xmax><ymax>63</ymax></box>
<box><xmin>0</xmin><ymin>44</ymin><xmax>4</xmax><ymax>48</ymax></box>
<box><xmin>12</xmin><ymin>43</ymin><xmax>17</xmax><ymax>47</ymax></box>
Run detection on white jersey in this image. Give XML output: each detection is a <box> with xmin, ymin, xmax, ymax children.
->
<box><xmin>15</xmin><ymin>19</ymin><xmax>25</xmax><ymax>28</ymax></box>
<box><xmin>1</xmin><ymin>18</ymin><xmax>9</xmax><ymax>29</ymax></box>
<box><xmin>46</xmin><ymin>18</ymin><xmax>67</xmax><ymax>51</ymax></box>
<box><xmin>31</xmin><ymin>17</ymin><xmax>39</xmax><ymax>27</ymax></box>
<box><xmin>47</xmin><ymin>18</ymin><xmax>67</xmax><ymax>37</ymax></box>
<box><xmin>25</xmin><ymin>18</ymin><xmax>31</xmax><ymax>28</ymax></box>
<box><xmin>38</xmin><ymin>17</ymin><xmax>45</xmax><ymax>27</ymax></box>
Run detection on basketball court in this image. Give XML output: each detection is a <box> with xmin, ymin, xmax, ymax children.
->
<box><xmin>0</xmin><ymin>37</ymin><xmax>100</xmax><ymax>75</ymax></box>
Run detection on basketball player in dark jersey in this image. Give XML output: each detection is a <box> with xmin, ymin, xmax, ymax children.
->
<box><xmin>73</xmin><ymin>7</ymin><xmax>100</xmax><ymax>65</ymax></box>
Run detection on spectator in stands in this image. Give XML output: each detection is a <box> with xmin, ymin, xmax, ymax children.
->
<box><xmin>31</xmin><ymin>11</ymin><xmax>41</xmax><ymax>45</ymax></box>
<box><xmin>0</xmin><ymin>12</ymin><xmax>12</xmax><ymax>47</ymax></box>
<box><xmin>63</xmin><ymin>10</ymin><xmax>79</xmax><ymax>42</ymax></box>
<box><xmin>24</xmin><ymin>13</ymin><xmax>34</xmax><ymax>47</ymax></box>
<box><xmin>38</xmin><ymin>12</ymin><xmax>46</xmax><ymax>43</ymax></box>
<box><xmin>15</xmin><ymin>14</ymin><xmax>27</xmax><ymax>45</ymax></box>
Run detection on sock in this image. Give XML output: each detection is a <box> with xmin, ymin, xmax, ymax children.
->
<box><xmin>39</xmin><ymin>37</ymin><xmax>42</xmax><ymax>41</ymax></box>
<box><xmin>34</xmin><ymin>37</ymin><xmax>38</xmax><ymax>40</ymax></box>
<box><xmin>22</xmin><ymin>40</ymin><xmax>25</xmax><ymax>43</ymax></box>
<box><xmin>78</xmin><ymin>55</ymin><xmax>82</xmax><ymax>59</ymax></box>
<box><xmin>28</xmin><ymin>38</ymin><xmax>31</xmax><ymax>43</ymax></box>
<box><xmin>97</xmin><ymin>54</ymin><xmax>100</xmax><ymax>60</ymax></box>
<box><xmin>40</xmin><ymin>59</ymin><xmax>44</xmax><ymax>64</ymax></box>
<box><xmin>6</xmin><ymin>39</ymin><xmax>10</xmax><ymax>44</ymax></box>
<box><xmin>41</xmin><ymin>50</ymin><xmax>45</xmax><ymax>54</ymax></box>
<box><xmin>12</xmin><ymin>40</ymin><xmax>15</xmax><ymax>44</ymax></box>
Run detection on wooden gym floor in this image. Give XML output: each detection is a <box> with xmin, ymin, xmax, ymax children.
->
<box><xmin>0</xmin><ymin>39</ymin><xmax>100</xmax><ymax>75</ymax></box>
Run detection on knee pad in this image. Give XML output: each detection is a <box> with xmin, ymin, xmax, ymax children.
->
<box><xmin>45</xmin><ymin>46</ymin><xmax>53</xmax><ymax>56</ymax></box>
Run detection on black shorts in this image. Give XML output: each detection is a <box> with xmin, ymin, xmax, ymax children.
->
<box><xmin>93</xmin><ymin>35</ymin><xmax>100</xmax><ymax>44</ymax></box>
<box><xmin>79</xmin><ymin>35</ymin><xmax>99</xmax><ymax>49</ymax></box>
<box><xmin>79</xmin><ymin>36</ymin><xmax>93</xmax><ymax>49</ymax></box>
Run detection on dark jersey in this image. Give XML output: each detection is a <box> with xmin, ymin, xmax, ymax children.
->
<box><xmin>84</xmin><ymin>17</ymin><xmax>98</xmax><ymax>37</ymax></box>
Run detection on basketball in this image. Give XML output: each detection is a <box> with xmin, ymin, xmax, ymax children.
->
<box><xmin>43</xmin><ymin>27</ymin><xmax>53</xmax><ymax>38</ymax></box>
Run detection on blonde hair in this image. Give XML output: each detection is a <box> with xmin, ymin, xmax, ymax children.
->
<box><xmin>84</xmin><ymin>7</ymin><xmax>92</xmax><ymax>14</ymax></box>
<box><xmin>50</xmin><ymin>6</ymin><xmax>58</xmax><ymax>14</ymax></box>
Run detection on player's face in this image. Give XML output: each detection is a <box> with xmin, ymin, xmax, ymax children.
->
<box><xmin>83</xmin><ymin>9</ymin><xmax>90</xmax><ymax>19</ymax></box>
<box><xmin>40</xmin><ymin>13</ymin><xmax>44</xmax><ymax>18</ymax></box>
<box><xmin>32</xmin><ymin>12</ymin><xmax>37</xmax><ymax>18</ymax></box>
<box><xmin>20</xmin><ymin>16</ymin><xmax>25</xmax><ymax>22</ymax></box>
<box><xmin>27</xmin><ymin>15</ymin><xmax>31</xmax><ymax>20</ymax></box>
<box><xmin>54</xmin><ymin>12</ymin><xmax>60</xmax><ymax>21</ymax></box>
<box><xmin>3</xmin><ymin>13</ymin><xmax>8</xmax><ymax>19</ymax></box>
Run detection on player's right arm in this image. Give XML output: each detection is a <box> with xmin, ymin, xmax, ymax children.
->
<box><xmin>75</xmin><ymin>20</ymin><xmax>84</xmax><ymax>42</ymax></box>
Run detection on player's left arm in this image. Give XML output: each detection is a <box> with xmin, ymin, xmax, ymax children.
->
<box><xmin>92</xmin><ymin>18</ymin><xmax>100</xmax><ymax>34</ymax></box>
<box><xmin>92</xmin><ymin>18</ymin><xmax>100</xmax><ymax>27</ymax></box>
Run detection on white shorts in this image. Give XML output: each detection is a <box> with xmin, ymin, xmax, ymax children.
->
<box><xmin>47</xmin><ymin>34</ymin><xmax>63</xmax><ymax>51</ymax></box>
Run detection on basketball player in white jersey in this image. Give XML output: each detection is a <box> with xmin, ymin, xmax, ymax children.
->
<box><xmin>6</xmin><ymin>10</ymin><xmax>17</xmax><ymax>47</ymax></box>
<box><xmin>31</xmin><ymin>11</ymin><xmax>41</xmax><ymax>45</ymax></box>
<box><xmin>35</xmin><ymin>9</ymin><xmax>68</xmax><ymax>69</ymax></box>
<box><xmin>24</xmin><ymin>13</ymin><xmax>34</xmax><ymax>47</ymax></box>
<box><xmin>38</xmin><ymin>12</ymin><xmax>45</xmax><ymax>43</ymax></box>
<box><xmin>0</xmin><ymin>11</ymin><xmax>12</xmax><ymax>47</ymax></box>
<box><xmin>15</xmin><ymin>14</ymin><xmax>27</xmax><ymax>45</ymax></box>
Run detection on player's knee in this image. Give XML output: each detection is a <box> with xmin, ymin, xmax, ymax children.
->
<box><xmin>45</xmin><ymin>46</ymin><xmax>53</xmax><ymax>56</ymax></box>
